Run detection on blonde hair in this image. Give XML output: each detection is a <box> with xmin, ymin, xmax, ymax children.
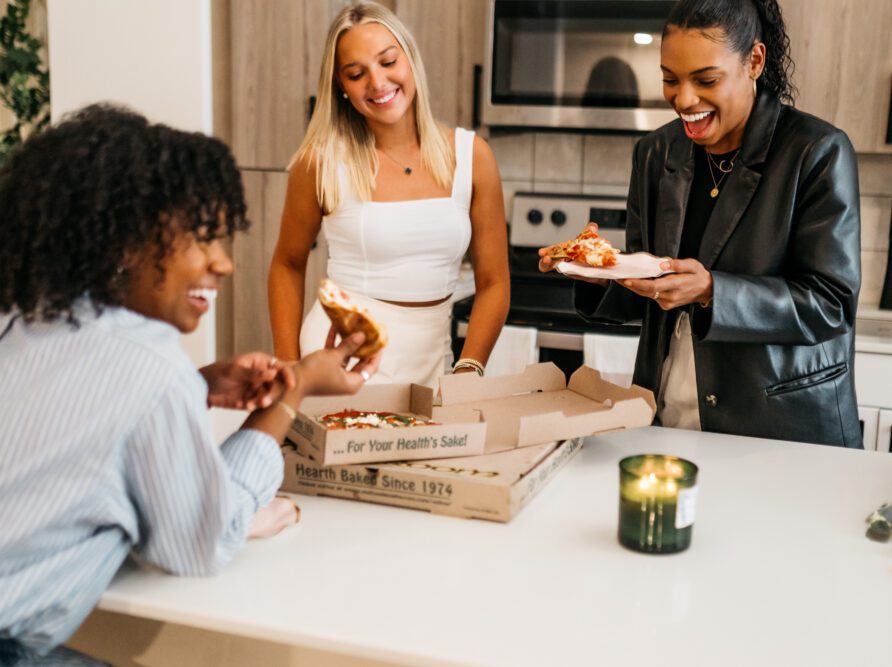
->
<box><xmin>292</xmin><ymin>1</ymin><xmax>454</xmax><ymax>214</ymax></box>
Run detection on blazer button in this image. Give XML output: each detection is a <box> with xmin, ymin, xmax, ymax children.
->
<box><xmin>705</xmin><ymin>394</ymin><xmax>718</xmax><ymax>408</ymax></box>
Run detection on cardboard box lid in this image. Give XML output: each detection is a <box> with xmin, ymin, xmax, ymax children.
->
<box><xmin>370</xmin><ymin>440</ymin><xmax>560</xmax><ymax>488</ymax></box>
<box><xmin>435</xmin><ymin>363</ymin><xmax>656</xmax><ymax>451</ymax></box>
<box><xmin>437</xmin><ymin>362</ymin><xmax>567</xmax><ymax>405</ymax></box>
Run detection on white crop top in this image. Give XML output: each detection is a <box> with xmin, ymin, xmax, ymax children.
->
<box><xmin>322</xmin><ymin>128</ymin><xmax>474</xmax><ymax>301</ymax></box>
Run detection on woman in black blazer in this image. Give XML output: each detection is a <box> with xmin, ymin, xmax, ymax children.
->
<box><xmin>543</xmin><ymin>0</ymin><xmax>862</xmax><ymax>447</ymax></box>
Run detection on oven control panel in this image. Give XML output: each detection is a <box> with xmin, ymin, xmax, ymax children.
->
<box><xmin>510</xmin><ymin>192</ymin><xmax>627</xmax><ymax>250</ymax></box>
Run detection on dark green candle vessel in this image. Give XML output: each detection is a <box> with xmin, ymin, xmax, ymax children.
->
<box><xmin>618</xmin><ymin>454</ymin><xmax>698</xmax><ymax>554</ymax></box>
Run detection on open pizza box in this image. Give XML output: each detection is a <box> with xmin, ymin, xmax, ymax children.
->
<box><xmin>280</xmin><ymin>437</ymin><xmax>585</xmax><ymax>523</ymax></box>
<box><xmin>288</xmin><ymin>363</ymin><xmax>655</xmax><ymax>466</ymax></box>
<box><xmin>287</xmin><ymin>382</ymin><xmax>488</xmax><ymax>466</ymax></box>
<box><xmin>431</xmin><ymin>362</ymin><xmax>656</xmax><ymax>453</ymax></box>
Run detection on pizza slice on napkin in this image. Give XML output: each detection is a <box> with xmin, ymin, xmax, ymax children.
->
<box><xmin>544</xmin><ymin>226</ymin><xmax>619</xmax><ymax>268</ymax></box>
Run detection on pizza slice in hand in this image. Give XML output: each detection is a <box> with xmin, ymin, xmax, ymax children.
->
<box><xmin>318</xmin><ymin>279</ymin><xmax>388</xmax><ymax>358</ymax></box>
<box><xmin>544</xmin><ymin>226</ymin><xmax>619</xmax><ymax>267</ymax></box>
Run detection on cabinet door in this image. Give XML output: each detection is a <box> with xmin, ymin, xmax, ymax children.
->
<box><xmin>783</xmin><ymin>0</ymin><xmax>892</xmax><ymax>153</ymax></box>
<box><xmin>233</xmin><ymin>170</ymin><xmax>286</xmax><ymax>354</ymax></box>
<box><xmin>854</xmin><ymin>351</ymin><xmax>892</xmax><ymax>409</ymax></box>
<box><xmin>230</xmin><ymin>0</ymin><xmax>329</xmax><ymax>169</ymax></box>
<box><xmin>233</xmin><ymin>170</ymin><xmax>329</xmax><ymax>355</ymax></box>
<box><xmin>395</xmin><ymin>0</ymin><xmax>487</xmax><ymax>129</ymax></box>
<box><xmin>878</xmin><ymin>409</ymin><xmax>892</xmax><ymax>453</ymax></box>
<box><xmin>859</xmin><ymin>405</ymin><xmax>880</xmax><ymax>451</ymax></box>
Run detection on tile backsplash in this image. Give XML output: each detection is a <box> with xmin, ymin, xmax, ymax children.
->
<box><xmin>489</xmin><ymin>130</ymin><xmax>892</xmax><ymax>311</ymax></box>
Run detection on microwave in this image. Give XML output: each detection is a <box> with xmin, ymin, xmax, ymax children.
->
<box><xmin>482</xmin><ymin>0</ymin><xmax>678</xmax><ymax>132</ymax></box>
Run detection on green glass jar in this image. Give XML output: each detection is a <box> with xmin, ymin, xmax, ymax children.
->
<box><xmin>618</xmin><ymin>454</ymin><xmax>699</xmax><ymax>554</ymax></box>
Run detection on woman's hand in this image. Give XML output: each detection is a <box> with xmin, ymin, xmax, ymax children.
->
<box><xmin>201</xmin><ymin>353</ymin><xmax>296</xmax><ymax>410</ymax></box>
<box><xmin>290</xmin><ymin>329</ymin><xmax>381</xmax><ymax>399</ymax></box>
<box><xmin>248</xmin><ymin>496</ymin><xmax>300</xmax><ymax>539</ymax></box>
<box><xmin>620</xmin><ymin>258</ymin><xmax>713</xmax><ymax>310</ymax></box>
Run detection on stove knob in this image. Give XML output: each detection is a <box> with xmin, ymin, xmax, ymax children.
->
<box><xmin>527</xmin><ymin>208</ymin><xmax>544</xmax><ymax>225</ymax></box>
<box><xmin>551</xmin><ymin>209</ymin><xmax>567</xmax><ymax>226</ymax></box>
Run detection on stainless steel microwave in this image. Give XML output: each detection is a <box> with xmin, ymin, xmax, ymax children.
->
<box><xmin>482</xmin><ymin>0</ymin><xmax>678</xmax><ymax>131</ymax></box>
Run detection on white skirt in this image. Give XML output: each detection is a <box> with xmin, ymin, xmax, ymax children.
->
<box><xmin>300</xmin><ymin>292</ymin><xmax>453</xmax><ymax>389</ymax></box>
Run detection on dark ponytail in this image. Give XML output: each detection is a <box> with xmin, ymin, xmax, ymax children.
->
<box><xmin>664</xmin><ymin>0</ymin><xmax>797</xmax><ymax>104</ymax></box>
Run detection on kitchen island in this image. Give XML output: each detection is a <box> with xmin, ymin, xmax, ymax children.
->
<box><xmin>70</xmin><ymin>426</ymin><xmax>892</xmax><ymax>666</ymax></box>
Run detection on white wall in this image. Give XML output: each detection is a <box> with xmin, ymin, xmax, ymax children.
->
<box><xmin>47</xmin><ymin>0</ymin><xmax>216</xmax><ymax>366</ymax></box>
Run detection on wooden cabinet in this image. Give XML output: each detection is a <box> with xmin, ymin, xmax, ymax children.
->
<box><xmin>232</xmin><ymin>170</ymin><xmax>328</xmax><ymax>355</ymax></box>
<box><xmin>783</xmin><ymin>0</ymin><xmax>892</xmax><ymax>153</ymax></box>
<box><xmin>394</xmin><ymin>0</ymin><xmax>488</xmax><ymax>130</ymax></box>
<box><xmin>229</xmin><ymin>0</ymin><xmax>330</xmax><ymax>170</ymax></box>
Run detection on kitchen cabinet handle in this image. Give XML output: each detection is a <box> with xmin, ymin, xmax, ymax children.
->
<box><xmin>886</xmin><ymin>76</ymin><xmax>892</xmax><ymax>145</ymax></box>
<box><xmin>472</xmin><ymin>64</ymin><xmax>482</xmax><ymax>129</ymax></box>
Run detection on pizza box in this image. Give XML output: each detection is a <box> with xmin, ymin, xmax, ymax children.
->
<box><xmin>280</xmin><ymin>437</ymin><xmax>584</xmax><ymax>522</ymax></box>
<box><xmin>431</xmin><ymin>362</ymin><xmax>656</xmax><ymax>453</ymax></box>
<box><xmin>287</xmin><ymin>382</ymin><xmax>488</xmax><ymax>466</ymax></box>
<box><xmin>287</xmin><ymin>362</ymin><xmax>655</xmax><ymax>467</ymax></box>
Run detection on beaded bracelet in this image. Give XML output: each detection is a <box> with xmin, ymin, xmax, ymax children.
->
<box><xmin>452</xmin><ymin>357</ymin><xmax>485</xmax><ymax>376</ymax></box>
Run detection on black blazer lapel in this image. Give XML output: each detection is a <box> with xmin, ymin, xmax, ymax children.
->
<box><xmin>654</xmin><ymin>133</ymin><xmax>692</xmax><ymax>258</ymax></box>
<box><xmin>698</xmin><ymin>93</ymin><xmax>782</xmax><ymax>269</ymax></box>
<box><xmin>698</xmin><ymin>166</ymin><xmax>761</xmax><ymax>269</ymax></box>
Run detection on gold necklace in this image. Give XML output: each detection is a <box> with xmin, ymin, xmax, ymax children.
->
<box><xmin>705</xmin><ymin>148</ymin><xmax>741</xmax><ymax>198</ymax></box>
<box><xmin>377</xmin><ymin>146</ymin><xmax>414</xmax><ymax>175</ymax></box>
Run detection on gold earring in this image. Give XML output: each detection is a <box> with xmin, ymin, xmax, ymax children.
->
<box><xmin>753</xmin><ymin>77</ymin><xmax>758</xmax><ymax>97</ymax></box>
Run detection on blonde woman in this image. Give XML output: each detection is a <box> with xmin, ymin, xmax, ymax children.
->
<box><xmin>268</xmin><ymin>1</ymin><xmax>509</xmax><ymax>389</ymax></box>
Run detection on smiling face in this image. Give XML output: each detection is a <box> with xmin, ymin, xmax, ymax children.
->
<box><xmin>661</xmin><ymin>27</ymin><xmax>765</xmax><ymax>154</ymax></box>
<box><xmin>335</xmin><ymin>22</ymin><xmax>417</xmax><ymax>131</ymax></box>
<box><xmin>122</xmin><ymin>223</ymin><xmax>233</xmax><ymax>333</ymax></box>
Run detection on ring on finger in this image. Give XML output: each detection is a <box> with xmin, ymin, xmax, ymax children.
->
<box><xmin>653</xmin><ymin>291</ymin><xmax>661</xmax><ymax>301</ymax></box>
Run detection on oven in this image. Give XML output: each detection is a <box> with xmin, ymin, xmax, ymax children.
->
<box><xmin>482</xmin><ymin>0</ymin><xmax>678</xmax><ymax>132</ymax></box>
<box><xmin>451</xmin><ymin>189</ymin><xmax>640</xmax><ymax>381</ymax></box>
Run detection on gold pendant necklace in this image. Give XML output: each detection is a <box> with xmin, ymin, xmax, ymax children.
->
<box><xmin>705</xmin><ymin>148</ymin><xmax>740</xmax><ymax>198</ymax></box>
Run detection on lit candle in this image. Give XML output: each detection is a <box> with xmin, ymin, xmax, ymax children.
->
<box><xmin>618</xmin><ymin>454</ymin><xmax>698</xmax><ymax>554</ymax></box>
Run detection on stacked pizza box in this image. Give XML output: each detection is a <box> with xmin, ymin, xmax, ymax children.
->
<box><xmin>281</xmin><ymin>363</ymin><xmax>656</xmax><ymax>522</ymax></box>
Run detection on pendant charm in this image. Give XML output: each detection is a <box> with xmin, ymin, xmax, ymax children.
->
<box><xmin>404</xmin><ymin>167</ymin><xmax>412</xmax><ymax>175</ymax></box>
<box><xmin>710</xmin><ymin>187</ymin><xmax>719</xmax><ymax>198</ymax></box>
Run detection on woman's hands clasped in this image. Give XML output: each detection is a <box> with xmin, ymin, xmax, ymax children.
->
<box><xmin>201</xmin><ymin>353</ymin><xmax>296</xmax><ymax>411</ymax></box>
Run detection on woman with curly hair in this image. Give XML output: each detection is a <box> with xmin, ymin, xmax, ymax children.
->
<box><xmin>0</xmin><ymin>104</ymin><xmax>377</xmax><ymax>664</ymax></box>
<box><xmin>542</xmin><ymin>0</ymin><xmax>861</xmax><ymax>446</ymax></box>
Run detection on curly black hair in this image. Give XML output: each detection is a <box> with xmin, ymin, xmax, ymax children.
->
<box><xmin>664</xmin><ymin>0</ymin><xmax>797</xmax><ymax>105</ymax></box>
<box><xmin>0</xmin><ymin>103</ymin><xmax>249</xmax><ymax>324</ymax></box>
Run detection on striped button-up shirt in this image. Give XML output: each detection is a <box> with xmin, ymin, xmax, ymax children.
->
<box><xmin>0</xmin><ymin>304</ymin><xmax>283</xmax><ymax>655</ymax></box>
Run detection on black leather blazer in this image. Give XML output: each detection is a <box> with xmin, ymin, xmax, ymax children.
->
<box><xmin>576</xmin><ymin>93</ymin><xmax>862</xmax><ymax>447</ymax></box>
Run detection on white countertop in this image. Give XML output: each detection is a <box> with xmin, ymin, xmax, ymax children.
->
<box><xmin>99</xmin><ymin>427</ymin><xmax>892</xmax><ymax>667</ymax></box>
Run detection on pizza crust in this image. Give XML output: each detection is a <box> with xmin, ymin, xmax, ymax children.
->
<box><xmin>318</xmin><ymin>279</ymin><xmax>388</xmax><ymax>358</ymax></box>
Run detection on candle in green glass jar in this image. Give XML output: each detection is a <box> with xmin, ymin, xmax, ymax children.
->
<box><xmin>618</xmin><ymin>454</ymin><xmax>698</xmax><ymax>554</ymax></box>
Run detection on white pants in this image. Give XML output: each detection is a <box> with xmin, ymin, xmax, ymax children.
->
<box><xmin>657</xmin><ymin>312</ymin><xmax>702</xmax><ymax>431</ymax></box>
<box><xmin>300</xmin><ymin>292</ymin><xmax>453</xmax><ymax>389</ymax></box>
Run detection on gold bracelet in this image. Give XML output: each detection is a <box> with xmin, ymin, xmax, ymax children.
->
<box><xmin>277</xmin><ymin>401</ymin><xmax>298</xmax><ymax>421</ymax></box>
<box><xmin>699</xmin><ymin>297</ymin><xmax>713</xmax><ymax>309</ymax></box>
